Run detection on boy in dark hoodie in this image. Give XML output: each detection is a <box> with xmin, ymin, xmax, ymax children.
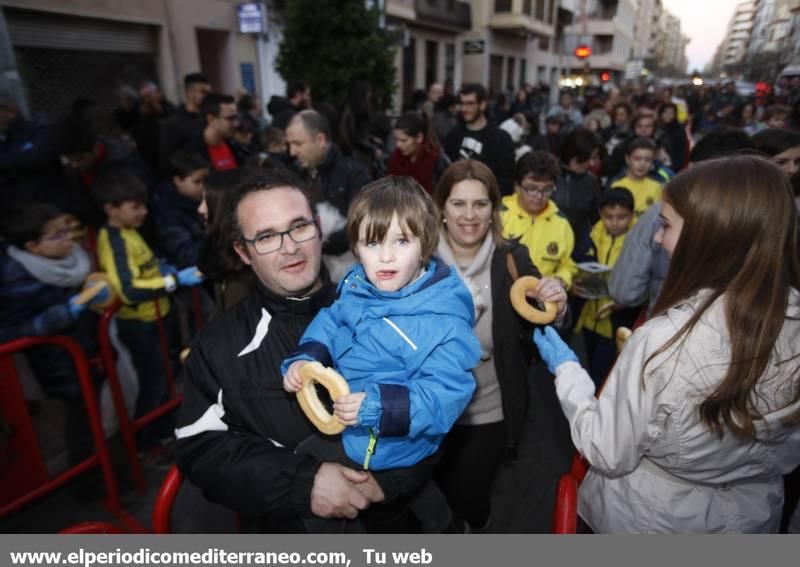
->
<box><xmin>154</xmin><ymin>151</ymin><xmax>209</xmax><ymax>268</ymax></box>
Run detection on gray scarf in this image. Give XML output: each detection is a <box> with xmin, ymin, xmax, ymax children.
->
<box><xmin>8</xmin><ymin>244</ymin><xmax>91</xmax><ymax>288</ymax></box>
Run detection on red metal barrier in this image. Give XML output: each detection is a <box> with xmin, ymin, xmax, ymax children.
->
<box><xmin>190</xmin><ymin>287</ymin><xmax>205</xmax><ymax>334</ymax></box>
<box><xmin>151</xmin><ymin>465</ymin><xmax>183</xmax><ymax>534</ymax></box>
<box><xmin>0</xmin><ymin>336</ymin><xmax>143</xmax><ymax>532</ymax></box>
<box><xmin>97</xmin><ymin>300</ymin><xmax>183</xmax><ymax>491</ymax></box>
<box><xmin>552</xmin><ymin>475</ymin><xmax>578</xmax><ymax>534</ymax></box>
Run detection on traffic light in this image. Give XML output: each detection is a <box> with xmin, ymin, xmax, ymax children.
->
<box><xmin>601</xmin><ymin>71</ymin><xmax>610</xmax><ymax>82</ymax></box>
<box><xmin>575</xmin><ymin>44</ymin><xmax>592</xmax><ymax>59</ymax></box>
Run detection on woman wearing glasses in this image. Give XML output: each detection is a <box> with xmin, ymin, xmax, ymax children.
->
<box><xmin>499</xmin><ymin>151</ymin><xmax>577</xmax><ymax>291</ymax></box>
<box><xmin>432</xmin><ymin>160</ymin><xmax>568</xmax><ymax>530</ymax></box>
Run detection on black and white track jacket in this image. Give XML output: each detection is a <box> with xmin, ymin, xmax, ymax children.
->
<box><xmin>174</xmin><ymin>280</ymin><xmax>337</xmax><ymax>524</ymax></box>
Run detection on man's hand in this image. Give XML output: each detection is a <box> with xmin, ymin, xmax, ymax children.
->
<box><xmin>283</xmin><ymin>361</ymin><xmax>308</xmax><ymax>393</ymax></box>
<box><xmin>333</xmin><ymin>392</ymin><xmax>367</xmax><ymax>425</ymax></box>
<box><xmin>310</xmin><ymin>463</ymin><xmax>371</xmax><ymax>519</ymax></box>
<box><xmin>353</xmin><ymin>472</ymin><xmax>386</xmax><ymax>504</ymax></box>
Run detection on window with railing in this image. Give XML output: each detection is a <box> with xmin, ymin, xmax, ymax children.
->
<box><xmin>524</xmin><ymin>0</ymin><xmax>532</xmax><ymax>15</ymax></box>
<box><xmin>535</xmin><ymin>0</ymin><xmax>546</xmax><ymax>20</ymax></box>
<box><xmin>445</xmin><ymin>43</ymin><xmax>455</xmax><ymax>84</ymax></box>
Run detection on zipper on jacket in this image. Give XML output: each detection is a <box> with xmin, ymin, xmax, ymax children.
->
<box><xmin>362</xmin><ymin>428</ymin><xmax>377</xmax><ymax>470</ymax></box>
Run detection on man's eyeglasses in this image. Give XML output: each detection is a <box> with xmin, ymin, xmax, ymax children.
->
<box><xmin>240</xmin><ymin>219</ymin><xmax>319</xmax><ymax>255</ymax></box>
<box><xmin>221</xmin><ymin>114</ymin><xmax>240</xmax><ymax>122</ymax></box>
<box><xmin>520</xmin><ymin>183</ymin><xmax>555</xmax><ymax>199</ymax></box>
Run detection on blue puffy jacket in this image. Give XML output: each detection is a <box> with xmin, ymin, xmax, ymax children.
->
<box><xmin>282</xmin><ymin>257</ymin><xmax>480</xmax><ymax>470</ymax></box>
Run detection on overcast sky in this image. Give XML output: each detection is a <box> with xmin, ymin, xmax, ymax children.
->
<box><xmin>662</xmin><ymin>0</ymin><xmax>739</xmax><ymax>72</ymax></box>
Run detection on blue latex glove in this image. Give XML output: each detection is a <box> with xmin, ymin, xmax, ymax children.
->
<box><xmin>176</xmin><ymin>266</ymin><xmax>204</xmax><ymax>287</ymax></box>
<box><xmin>66</xmin><ymin>295</ymin><xmax>87</xmax><ymax>319</ymax></box>
<box><xmin>159</xmin><ymin>261</ymin><xmax>178</xmax><ymax>277</ymax></box>
<box><xmin>86</xmin><ymin>284</ymin><xmax>111</xmax><ymax>308</ymax></box>
<box><xmin>533</xmin><ymin>326</ymin><xmax>579</xmax><ymax>375</ymax></box>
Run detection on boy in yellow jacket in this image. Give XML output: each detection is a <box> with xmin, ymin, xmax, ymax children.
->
<box><xmin>610</xmin><ymin>137</ymin><xmax>663</xmax><ymax>220</ymax></box>
<box><xmin>94</xmin><ymin>170</ymin><xmax>204</xmax><ymax>449</ymax></box>
<box><xmin>500</xmin><ymin>151</ymin><xmax>576</xmax><ymax>289</ymax></box>
<box><xmin>574</xmin><ymin>188</ymin><xmax>635</xmax><ymax>384</ymax></box>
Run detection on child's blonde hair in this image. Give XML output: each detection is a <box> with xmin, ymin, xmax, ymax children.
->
<box><xmin>346</xmin><ymin>176</ymin><xmax>439</xmax><ymax>264</ymax></box>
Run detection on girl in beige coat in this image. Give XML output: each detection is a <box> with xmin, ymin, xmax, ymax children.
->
<box><xmin>534</xmin><ymin>155</ymin><xmax>800</xmax><ymax>533</ymax></box>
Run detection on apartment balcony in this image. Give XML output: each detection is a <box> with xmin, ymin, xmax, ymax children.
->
<box><xmin>488</xmin><ymin>1</ymin><xmax>556</xmax><ymax>38</ymax></box>
<box><xmin>415</xmin><ymin>0</ymin><xmax>472</xmax><ymax>31</ymax></box>
<box><xmin>386</xmin><ymin>0</ymin><xmax>416</xmax><ymax>21</ymax></box>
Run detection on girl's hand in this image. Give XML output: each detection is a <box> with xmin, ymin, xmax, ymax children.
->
<box><xmin>333</xmin><ymin>392</ymin><xmax>367</xmax><ymax>426</ymax></box>
<box><xmin>527</xmin><ymin>276</ymin><xmax>568</xmax><ymax>317</ymax></box>
<box><xmin>283</xmin><ymin>361</ymin><xmax>307</xmax><ymax>393</ymax></box>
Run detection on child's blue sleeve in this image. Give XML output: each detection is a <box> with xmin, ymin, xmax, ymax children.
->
<box><xmin>356</xmin><ymin>320</ymin><xmax>480</xmax><ymax>437</ymax></box>
<box><xmin>280</xmin><ymin>301</ymin><xmax>343</xmax><ymax>375</ymax></box>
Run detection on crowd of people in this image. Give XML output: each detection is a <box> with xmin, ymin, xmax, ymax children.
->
<box><xmin>1</xmin><ymin>70</ymin><xmax>800</xmax><ymax>533</ymax></box>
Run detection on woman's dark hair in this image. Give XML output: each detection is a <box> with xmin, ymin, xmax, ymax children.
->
<box><xmin>394</xmin><ymin>111</ymin><xmax>440</xmax><ymax>153</ymax></box>
<box><xmin>657</xmin><ymin>102</ymin><xmax>678</xmax><ymax>126</ymax></box>
<box><xmin>648</xmin><ymin>156</ymin><xmax>800</xmax><ymax>439</ymax></box>
<box><xmin>0</xmin><ymin>202</ymin><xmax>62</xmax><ymax>247</ymax></box>
<box><xmin>196</xmin><ymin>168</ymin><xmax>256</xmax><ymax>281</ymax></box>
<box><xmin>751</xmin><ymin>128</ymin><xmax>800</xmax><ymax>158</ymax></box>
<box><xmin>689</xmin><ymin>126</ymin><xmax>755</xmax><ymax>163</ymax></box>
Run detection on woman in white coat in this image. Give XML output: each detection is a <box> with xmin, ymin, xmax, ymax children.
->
<box><xmin>534</xmin><ymin>155</ymin><xmax>800</xmax><ymax>533</ymax></box>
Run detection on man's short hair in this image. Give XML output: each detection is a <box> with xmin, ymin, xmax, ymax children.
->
<box><xmin>515</xmin><ymin>151</ymin><xmax>560</xmax><ymax>183</ymax></box>
<box><xmin>290</xmin><ymin>109</ymin><xmax>331</xmax><ymax>140</ymax></box>
<box><xmin>751</xmin><ymin>128</ymin><xmax>800</xmax><ymax>158</ymax></box>
<box><xmin>229</xmin><ymin>169</ymin><xmax>314</xmax><ymax>239</ymax></box>
<box><xmin>184</xmin><ymin>73</ymin><xmax>210</xmax><ymax>89</ymax></box>
<box><xmin>0</xmin><ymin>202</ymin><xmax>63</xmax><ymax>247</ymax></box>
<box><xmin>689</xmin><ymin>126</ymin><xmax>755</xmax><ymax>163</ymax></box>
<box><xmin>93</xmin><ymin>170</ymin><xmax>148</xmax><ymax>207</ymax></box>
<box><xmin>287</xmin><ymin>79</ymin><xmax>308</xmax><ymax>100</ymax></box>
<box><xmin>626</xmin><ymin>137</ymin><xmax>657</xmax><ymax>155</ymax></box>
<box><xmin>170</xmin><ymin>150</ymin><xmax>209</xmax><ymax>179</ymax></box>
<box><xmin>459</xmin><ymin>83</ymin><xmax>488</xmax><ymax>103</ymax></box>
<box><xmin>200</xmin><ymin>93</ymin><xmax>235</xmax><ymax>119</ymax></box>
<box><xmin>598</xmin><ymin>187</ymin><xmax>635</xmax><ymax>212</ymax></box>
<box><xmin>346</xmin><ymin>176</ymin><xmax>439</xmax><ymax>264</ymax></box>
<box><xmin>560</xmin><ymin>128</ymin><xmax>600</xmax><ymax>164</ymax></box>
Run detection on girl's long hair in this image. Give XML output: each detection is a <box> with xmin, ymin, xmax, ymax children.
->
<box><xmin>648</xmin><ymin>155</ymin><xmax>800</xmax><ymax>439</ymax></box>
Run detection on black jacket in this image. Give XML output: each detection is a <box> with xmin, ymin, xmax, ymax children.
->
<box><xmin>160</xmin><ymin>105</ymin><xmax>204</xmax><ymax>177</ymax></box>
<box><xmin>552</xmin><ymin>166</ymin><xmax>602</xmax><ymax>246</ymax></box>
<box><xmin>297</xmin><ymin>143</ymin><xmax>372</xmax><ymax>255</ymax></box>
<box><xmin>490</xmin><ymin>240</ymin><xmax>542</xmax><ymax>446</ymax></box>
<box><xmin>175</xmin><ymin>280</ymin><xmax>338</xmax><ymax>528</ymax></box>
<box><xmin>444</xmin><ymin>122</ymin><xmax>516</xmax><ymax>196</ymax></box>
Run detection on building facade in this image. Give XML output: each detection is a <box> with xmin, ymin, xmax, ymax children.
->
<box><xmin>0</xmin><ymin>0</ymin><xmax>277</xmax><ymax>120</ymax></box>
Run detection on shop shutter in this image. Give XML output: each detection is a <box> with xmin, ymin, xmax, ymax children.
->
<box><xmin>5</xmin><ymin>7</ymin><xmax>156</xmax><ymax>54</ymax></box>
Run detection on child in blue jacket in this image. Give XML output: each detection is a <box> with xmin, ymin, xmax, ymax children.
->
<box><xmin>0</xmin><ymin>202</ymin><xmax>109</xmax><ymax>464</ymax></box>
<box><xmin>282</xmin><ymin>176</ymin><xmax>481</xmax><ymax>531</ymax></box>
